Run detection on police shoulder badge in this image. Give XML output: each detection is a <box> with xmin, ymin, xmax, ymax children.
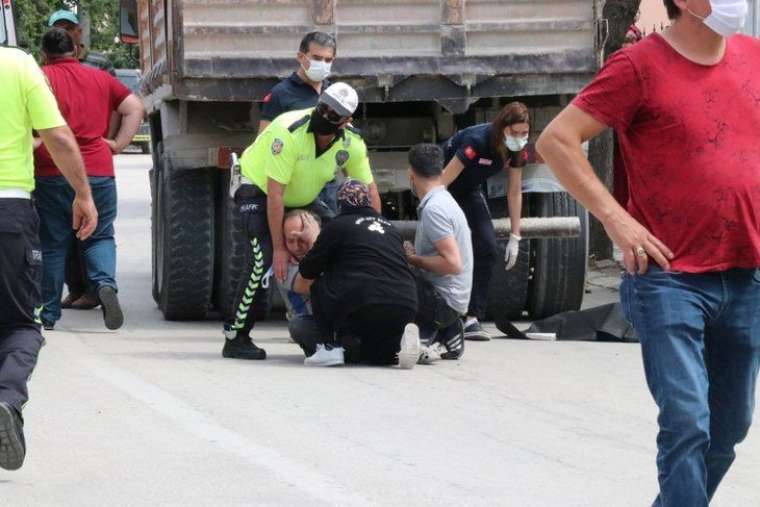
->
<box><xmin>336</xmin><ymin>150</ymin><xmax>350</xmax><ymax>166</ymax></box>
<box><xmin>271</xmin><ymin>138</ymin><xmax>284</xmax><ymax>155</ymax></box>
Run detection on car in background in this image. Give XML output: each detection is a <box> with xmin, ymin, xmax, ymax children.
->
<box><xmin>115</xmin><ymin>68</ymin><xmax>151</xmax><ymax>154</ymax></box>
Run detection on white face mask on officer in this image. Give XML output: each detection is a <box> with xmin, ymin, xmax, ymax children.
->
<box><xmin>303</xmin><ymin>59</ymin><xmax>332</xmax><ymax>82</ymax></box>
<box><xmin>689</xmin><ymin>0</ymin><xmax>748</xmax><ymax>38</ymax></box>
<box><xmin>504</xmin><ymin>135</ymin><xmax>528</xmax><ymax>152</ymax></box>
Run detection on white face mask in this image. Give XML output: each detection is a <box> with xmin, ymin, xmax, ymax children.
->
<box><xmin>303</xmin><ymin>59</ymin><xmax>332</xmax><ymax>82</ymax></box>
<box><xmin>505</xmin><ymin>135</ymin><xmax>528</xmax><ymax>152</ymax></box>
<box><xmin>689</xmin><ymin>0</ymin><xmax>748</xmax><ymax>38</ymax></box>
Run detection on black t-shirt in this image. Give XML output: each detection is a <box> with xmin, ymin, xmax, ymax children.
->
<box><xmin>442</xmin><ymin>123</ymin><xmax>505</xmax><ymax>198</ymax></box>
<box><xmin>261</xmin><ymin>73</ymin><xmax>329</xmax><ymax>121</ymax></box>
<box><xmin>299</xmin><ymin>207</ymin><xmax>418</xmax><ymax>321</ymax></box>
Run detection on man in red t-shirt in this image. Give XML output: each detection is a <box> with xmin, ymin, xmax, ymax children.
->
<box><xmin>33</xmin><ymin>28</ymin><xmax>144</xmax><ymax>331</ymax></box>
<box><xmin>537</xmin><ymin>1</ymin><xmax>760</xmax><ymax>505</ymax></box>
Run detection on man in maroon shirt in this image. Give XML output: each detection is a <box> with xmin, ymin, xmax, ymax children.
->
<box><xmin>34</xmin><ymin>28</ymin><xmax>144</xmax><ymax>331</ymax></box>
<box><xmin>537</xmin><ymin>1</ymin><xmax>759</xmax><ymax>505</ymax></box>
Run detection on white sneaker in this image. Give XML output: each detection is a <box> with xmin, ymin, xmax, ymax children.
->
<box><xmin>398</xmin><ymin>323</ymin><xmax>421</xmax><ymax>370</ymax></box>
<box><xmin>304</xmin><ymin>344</ymin><xmax>345</xmax><ymax>367</ymax></box>
<box><xmin>418</xmin><ymin>342</ymin><xmax>446</xmax><ymax>365</ymax></box>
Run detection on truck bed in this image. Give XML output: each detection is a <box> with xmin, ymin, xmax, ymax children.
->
<box><xmin>139</xmin><ymin>0</ymin><xmax>604</xmax><ymax>105</ymax></box>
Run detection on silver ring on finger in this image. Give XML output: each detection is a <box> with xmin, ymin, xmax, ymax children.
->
<box><xmin>636</xmin><ymin>247</ymin><xmax>647</xmax><ymax>257</ymax></box>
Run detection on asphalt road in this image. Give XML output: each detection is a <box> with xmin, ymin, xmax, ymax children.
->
<box><xmin>2</xmin><ymin>155</ymin><xmax>758</xmax><ymax>506</ymax></box>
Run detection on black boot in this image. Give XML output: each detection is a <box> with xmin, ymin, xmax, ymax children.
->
<box><xmin>0</xmin><ymin>402</ymin><xmax>26</xmax><ymax>471</ymax></box>
<box><xmin>222</xmin><ymin>331</ymin><xmax>267</xmax><ymax>360</ymax></box>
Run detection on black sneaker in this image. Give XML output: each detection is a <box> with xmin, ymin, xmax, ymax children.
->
<box><xmin>0</xmin><ymin>402</ymin><xmax>25</xmax><ymax>471</ymax></box>
<box><xmin>437</xmin><ymin>318</ymin><xmax>465</xmax><ymax>360</ymax></box>
<box><xmin>222</xmin><ymin>333</ymin><xmax>267</xmax><ymax>360</ymax></box>
<box><xmin>41</xmin><ymin>319</ymin><xmax>55</xmax><ymax>331</ymax></box>
<box><xmin>98</xmin><ymin>286</ymin><xmax>124</xmax><ymax>330</ymax></box>
<box><xmin>463</xmin><ymin>318</ymin><xmax>492</xmax><ymax>341</ymax></box>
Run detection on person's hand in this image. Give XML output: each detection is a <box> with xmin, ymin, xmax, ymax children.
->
<box><xmin>103</xmin><ymin>138</ymin><xmax>122</xmax><ymax>155</ymax></box>
<box><xmin>299</xmin><ymin>213</ymin><xmax>320</xmax><ymax>249</ymax></box>
<box><xmin>504</xmin><ymin>233</ymin><xmax>520</xmax><ymax>270</ymax></box>
<box><xmin>403</xmin><ymin>240</ymin><xmax>415</xmax><ymax>258</ymax></box>
<box><xmin>602</xmin><ymin>211</ymin><xmax>674</xmax><ymax>274</ymax></box>
<box><xmin>73</xmin><ymin>194</ymin><xmax>98</xmax><ymax>240</ymax></box>
<box><xmin>273</xmin><ymin>246</ymin><xmax>290</xmax><ymax>282</ymax></box>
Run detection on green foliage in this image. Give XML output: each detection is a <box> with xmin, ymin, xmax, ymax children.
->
<box><xmin>15</xmin><ymin>0</ymin><xmax>138</xmax><ymax>68</ymax></box>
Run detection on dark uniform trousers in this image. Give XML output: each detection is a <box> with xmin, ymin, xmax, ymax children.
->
<box><xmin>0</xmin><ymin>199</ymin><xmax>45</xmax><ymax>415</ymax></box>
<box><xmin>454</xmin><ymin>189</ymin><xmax>498</xmax><ymax>320</ymax></box>
<box><xmin>226</xmin><ymin>185</ymin><xmax>334</xmax><ymax>336</ymax></box>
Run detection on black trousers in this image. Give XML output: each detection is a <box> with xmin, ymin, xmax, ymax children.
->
<box><xmin>227</xmin><ymin>185</ymin><xmax>334</xmax><ymax>336</ymax></box>
<box><xmin>326</xmin><ymin>304</ymin><xmax>416</xmax><ymax>365</ymax></box>
<box><xmin>0</xmin><ymin>199</ymin><xmax>45</xmax><ymax>414</ymax></box>
<box><xmin>64</xmin><ymin>241</ymin><xmax>88</xmax><ymax>297</ymax></box>
<box><xmin>413</xmin><ymin>269</ymin><xmax>464</xmax><ymax>346</ymax></box>
<box><xmin>454</xmin><ymin>189</ymin><xmax>497</xmax><ymax>320</ymax></box>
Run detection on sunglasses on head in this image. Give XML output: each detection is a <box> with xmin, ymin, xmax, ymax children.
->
<box><xmin>316</xmin><ymin>102</ymin><xmax>348</xmax><ymax>124</ymax></box>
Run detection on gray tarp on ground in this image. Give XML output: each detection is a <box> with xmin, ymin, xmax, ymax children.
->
<box><xmin>523</xmin><ymin>303</ymin><xmax>638</xmax><ymax>343</ymax></box>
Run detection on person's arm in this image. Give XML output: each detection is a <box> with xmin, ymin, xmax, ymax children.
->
<box><xmin>267</xmin><ymin>178</ymin><xmax>289</xmax><ymax>282</ymax></box>
<box><xmin>368</xmin><ymin>182</ymin><xmax>381</xmax><ymax>213</ymax></box>
<box><xmin>407</xmin><ymin>236</ymin><xmax>463</xmax><ymax>275</ymax></box>
<box><xmin>536</xmin><ymin>105</ymin><xmax>672</xmax><ymax>273</ymax></box>
<box><xmin>104</xmin><ymin>94</ymin><xmax>144</xmax><ymax>154</ymax></box>
<box><xmin>299</xmin><ymin>222</ymin><xmax>338</xmax><ymax>280</ymax></box>
<box><xmin>37</xmin><ymin>126</ymin><xmax>98</xmax><ymax>240</ymax></box>
<box><xmin>257</xmin><ymin>119</ymin><xmax>271</xmax><ymax>135</ymax></box>
<box><xmin>440</xmin><ymin>157</ymin><xmax>465</xmax><ymax>187</ymax></box>
<box><xmin>506</xmin><ymin>167</ymin><xmax>523</xmax><ymax>237</ymax></box>
<box><xmin>292</xmin><ymin>274</ymin><xmax>314</xmax><ymax>295</ymax></box>
<box><xmin>502</xmin><ymin>166</ymin><xmax>523</xmax><ymax>271</ymax></box>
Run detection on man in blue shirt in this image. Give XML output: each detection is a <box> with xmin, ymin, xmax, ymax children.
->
<box><xmin>258</xmin><ymin>32</ymin><xmax>336</xmax><ymax>133</ymax></box>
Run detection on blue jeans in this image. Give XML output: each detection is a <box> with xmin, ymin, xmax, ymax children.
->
<box><xmin>620</xmin><ymin>267</ymin><xmax>760</xmax><ymax>507</ymax></box>
<box><xmin>34</xmin><ymin>176</ymin><xmax>118</xmax><ymax>323</ymax></box>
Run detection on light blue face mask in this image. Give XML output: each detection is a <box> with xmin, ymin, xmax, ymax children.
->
<box><xmin>689</xmin><ymin>0</ymin><xmax>748</xmax><ymax>38</ymax></box>
<box><xmin>504</xmin><ymin>135</ymin><xmax>528</xmax><ymax>152</ymax></box>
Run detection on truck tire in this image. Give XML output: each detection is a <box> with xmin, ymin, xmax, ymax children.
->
<box><xmin>149</xmin><ymin>167</ymin><xmax>159</xmax><ymax>303</ymax></box>
<box><xmin>213</xmin><ymin>172</ymin><xmax>271</xmax><ymax>321</ymax></box>
<box><xmin>527</xmin><ymin>192</ymin><xmax>588</xmax><ymax>319</ymax></box>
<box><xmin>486</xmin><ymin>239</ymin><xmax>530</xmax><ymax>323</ymax></box>
<box><xmin>155</xmin><ymin>167</ymin><xmax>215</xmax><ymax>320</ymax></box>
<box><xmin>214</xmin><ymin>172</ymin><xmax>244</xmax><ymax>317</ymax></box>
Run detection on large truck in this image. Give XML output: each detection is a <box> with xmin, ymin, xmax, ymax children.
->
<box><xmin>118</xmin><ymin>0</ymin><xmax>608</xmax><ymax>326</ymax></box>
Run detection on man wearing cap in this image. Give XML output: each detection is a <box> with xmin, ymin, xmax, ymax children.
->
<box><xmin>48</xmin><ymin>9</ymin><xmax>116</xmax><ymax>313</ymax></box>
<box><xmin>0</xmin><ymin>44</ymin><xmax>97</xmax><ymax>470</ymax></box>
<box><xmin>48</xmin><ymin>10</ymin><xmax>115</xmax><ymax>75</ymax></box>
<box><xmin>222</xmin><ymin>82</ymin><xmax>381</xmax><ymax>360</ymax></box>
<box><xmin>34</xmin><ymin>28</ymin><xmax>144</xmax><ymax>331</ymax></box>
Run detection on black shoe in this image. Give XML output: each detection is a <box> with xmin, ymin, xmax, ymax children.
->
<box><xmin>437</xmin><ymin>319</ymin><xmax>465</xmax><ymax>360</ymax></box>
<box><xmin>463</xmin><ymin>318</ymin><xmax>492</xmax><ymax>341</ymax></box>
<box><xmin>98</xmin><ymin>286</ymin><xmax>124</xmax><ymax>330</ymax></box>
<box><xmin>222</xmin><ymin>334</ymin><xmax>267</xmax><ymax>360</ymax></box>
<box><xmin>41</xmin><ymin>319</ymin><xmax>55</xmax><ymax>331</ymax></box>
<box><xmin>0</xmin><ymin>402</ymin><xmax>25</xmax><ymax>471</ymax></box>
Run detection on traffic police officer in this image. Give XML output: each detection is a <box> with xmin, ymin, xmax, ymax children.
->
<box><xmin>0</xmin><ymin>46</ymin><xmax>97</xmax><ymax>470</ymax></box>
<box><xmin>440</xmin><ymin>102</ymin><xmax>531</xmax><ymax>341</ymax></box>
<box><xmin>223</xmin><ymin>82</ymin><xmax>380</xmax><ymax>360</ymax></box>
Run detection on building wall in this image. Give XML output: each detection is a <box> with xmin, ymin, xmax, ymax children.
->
<box><xmin>638</xmin><ymin>0</ymin><xmax>670</xmax><ymax>34</ymax></box>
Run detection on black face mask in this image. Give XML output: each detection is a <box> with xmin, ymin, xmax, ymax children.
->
<box><xmin>310</xmin><ymin>112</ymin><xmax>341</xmax><ymax>136</ymax></box>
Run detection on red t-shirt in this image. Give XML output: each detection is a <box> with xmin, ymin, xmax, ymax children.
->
<box><xmin>573</xmin><ymin>34</ymin><xmax>760</xmax><ymax>273</ymax></box>
<box><xmin>34</xmin><ymin>58</ymin><xmax>131</xmax><ymax>178</ymax></box>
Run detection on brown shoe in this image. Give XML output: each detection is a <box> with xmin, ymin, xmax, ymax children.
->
<box><xmin>70</xmin><ymin>293</ymin><xmax>100</xmax><ymax>310</ymax></box>
<box><xmin>60</xmin><ymin>293</ymin><xmax>83</xmax><ymax>309</ymax></box>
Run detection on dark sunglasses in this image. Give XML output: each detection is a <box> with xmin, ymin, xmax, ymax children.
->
<box><xmin>316</xmin><ymin>102</ymin><xmax>348</xmax><ymax>125</ymax></box>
